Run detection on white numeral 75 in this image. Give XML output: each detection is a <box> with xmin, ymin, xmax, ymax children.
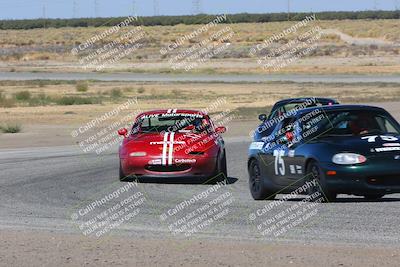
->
<box><xmin>361</xmin><ymin>135</ymin><xmax>399</xmax><ymax>143</ymax></box>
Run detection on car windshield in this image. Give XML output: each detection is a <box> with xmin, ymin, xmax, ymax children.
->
<box><xmin>269</xmin><ymin>99</ymin><xmax>336</xmax><ymax>119</ymax></box>
<box><xmin>301</xmin><ymin>109</ymin><xmax>400</xmax><ymax>138</ymax></box>
<box><xmin>134</xmin><ymin>113</ymin><xmax>211</xmax><ymax>133</ymax></box>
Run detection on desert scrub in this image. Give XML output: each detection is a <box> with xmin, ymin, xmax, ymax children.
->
<box><xmin>0</xmin><ymin>124</ymin><xmax>22</xmax><ymax>133</ymax></box>
<box><xmin>0</xmin><ymin>91</ymin><xmax>16</xmax><ymax>107</ymax></box>
<box><xmin>55</xmin><ymin>96</ymin><xmax>102</xmax><ymax>105</ymax></box>
<box><xmin>75</xmin><ymin>81</ymin><xmax>89</xmax><ymax>92</ymax></box>
<box><xmin>110</xmin><ymin>88</ymin><xmax>123</xmax><ymax>98</ymax></box>
<box><xmin>27</xmin><ymin>93</ymin><xmax>53</xmax><ymax>106</ymax></box>
<box><xmin>14</xmin><ymin>91</ymin><xmax>31</xmax><ymax>101</ymax></box>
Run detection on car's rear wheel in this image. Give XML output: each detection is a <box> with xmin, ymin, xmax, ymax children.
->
<box><xmin>248</xmin><ymin>160</ymin><xmax>275</xmax><ymax>200</ymax></box>
<box><xmin>306</xmin><ymin>161</ymin><xmax>337</xmax><ymax>202</ymax></box>
<box><xmin>364</xmin><ymin>194</ymin><xmax>385</xmax><ymax>200</ymax></box>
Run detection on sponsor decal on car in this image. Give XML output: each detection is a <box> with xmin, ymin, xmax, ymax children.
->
<box><xmin>150</xmin><ymin>141</ymin><xmax>185</xmax><ymax>145</ymax></box>
<box><xmin>249</xmin><ymin>142</ymin><xmax>264</xmax><ymax>150</ymax></box>
<box><xmin>175</xmin><ymin>159</ymin><xmax>197</xmax><ymax>164</ymax></box>
<box><xmin>289</xmin><ymin>165</ymin><xmax>303</xmax><ymax>175</ymax></box>
<box><xmin>148</xmin><ymin>132</ymin><xmax>187</xmax><ymax>165</ymax></box>
<box><xmin>148</xmin><ymin>159</ymin><xmax>162</xmax><ymax>165</ymax></box>
<box><xmin>373</xmin><ymin>147</ymin><xmax>400</xmax><ymax>152</ymax></box>
<box><xmin>141</xmin><ymin>110</ymin><xmax>204</xmax><ymax>120</ymax></box>
<box><xmin>383</xmin><ymin>143</ymin><xmax>400</xmax><ymax>147</ymax></box>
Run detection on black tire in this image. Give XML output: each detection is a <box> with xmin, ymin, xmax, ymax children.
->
<box><xmin>119</xmin><ymin>161</ymin><xmax>132</xmax><ymax>182</ymax></box>
<box><xmin>220</xmin><ymin>150</ymin><xmax>228</xmax><ymax>179</ymax></box>
<box><xmin>119</xmin><ymin>161</ymin><xmax>125</xmax><ymax>181</ymax></box>
<box><xmin>248</xmin><ymin>160</ymin><xmax>276</xmax><ymax>200</ymax></box>
<box><xmin>306</xmin><ymin>161</ymin><xmax>337</xmax><ymax>202</ymax></box>
<box><xmin>364</xmin><ymin>194</ymin><xmax>385</xmax><ymax>200</ymax></box>
<box><xmin>209</xmin><ymin>150</ymin><xmax>228</xmax><ymax>183</ymax></box>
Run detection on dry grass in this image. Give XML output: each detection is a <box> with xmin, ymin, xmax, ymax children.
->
<box><xmin>1</xmin><ymin>81</ymin><xmax>399</xmax><ymax>126</ymax></box>
<box><xmin>0</xmin><ymin>19</ymin><xmax>399</xmax><ymax>75</ymax></box>
<box><xmin>0</xmin><ymin>19</ymin><xmax>398</xmax><ymax>63</ymax></box>
<box><xmin>1</xmin><ymin>19</ymin><xmax>398</xmax><ymax>47</ymax></box>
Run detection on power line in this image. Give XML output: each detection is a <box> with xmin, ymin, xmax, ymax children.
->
<box><xmin>192</xmin><ymin>0</ymin><xmax>202</xmax><ymax>15</ymax></box>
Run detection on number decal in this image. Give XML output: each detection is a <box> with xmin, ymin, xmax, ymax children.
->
<box><xmin>362</xmin><ymin>135</ymin><xmax>399</xmax><ymax>142</ymax></box>
<box><xmin>381</xmin><ymin>135</ymin><xmax>399</xmax><ymax>142</ymax></box>
<box><xmin>273</xmin><ymin>150</ymin><xmax>285</xmax><ymax>176</ymax></box>
<box><xmin>361</xmin><ymin>135</ymin><xmax>379</xmax><ymax>143</ymax></box>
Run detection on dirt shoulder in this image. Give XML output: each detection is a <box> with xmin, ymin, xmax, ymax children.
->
<box><xmin>1</xmin><ymin>229</ymin><xmax>399</xmax><ymax>267</ymax></box>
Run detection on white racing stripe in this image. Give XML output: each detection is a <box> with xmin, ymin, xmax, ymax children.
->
<box><xmin>162</xmin><ymin>132</ymin><xmax>169</xmax><ymax>165</ymax></box>
<box><xmin>168</xmin><ymin>132</ymin><xmax>175</xmax><ymax>165</ymax></box>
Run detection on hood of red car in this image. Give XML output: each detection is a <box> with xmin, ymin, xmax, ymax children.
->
<box><xmin>123</xmin><ymin>131</ymin><xmax>219</xmax><ymax>158</ymax></box>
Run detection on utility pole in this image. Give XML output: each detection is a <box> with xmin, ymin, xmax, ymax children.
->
<box><xmin>374</xmin><ymin>0</ymin><xmax>379</xmax><ymax>10</ymax></box>
<box><xmin>287</xmin><ymin>0</ymin><xmax>291</xmax><ymax>21</ymax></box>
<box><xmin>153</xmin><ymin>0</ymin><xmax>159</xmax><ymax>16</ymax></box>
<box><xmin>132</xmin><ymin>0</ymin><xmax>136</xmax><ymax>15</ymax></box>
<box><xmin>395</xmin><ymin>0</ymin><xmax>399</xmax><ymax>10</ymax></box>
<box><xmin>42</xmin><ymin>3</ymin><xmax>46</xmax><ymax>18</ymax></box>
<box><xmin>42</xmin><ymin>1</ymin><xmax>47</xmax><ymax>28</ymax></box>
<box><xmin>94</xmin><ymin>0</ymin><xmax>99</xmax><ymax>17</ymax></box>
<box><xmin>73</xmin><ymin>0</ymin><xmax>78</xmax><ymax>18</ymax></box>
<box><xmin>192</xmin><ymin>0</ymin><xmax>202</xmax><ymax>15</ymax></box>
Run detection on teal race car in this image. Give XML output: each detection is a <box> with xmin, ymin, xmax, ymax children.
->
<box><xmin>248</xmin><ymin>104</ymin><xmax>400</xmax><ymax>202</ymax></box>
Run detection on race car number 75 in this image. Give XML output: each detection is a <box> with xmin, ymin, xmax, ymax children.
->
<box><xmin>361</xmin><ymin>135</ymin><xmax>399</xmax><ymax>142</ymax></box>
<box><xmin>273</xmin><ymin>150</ymin><xmax>285</xmax><ymax>176</ymax></box>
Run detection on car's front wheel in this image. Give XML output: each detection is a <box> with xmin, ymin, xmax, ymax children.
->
<box><xmin>248</xmin><ymin>160</ymin><xmax>275</xmax><ymax>200</ymax></box>
<box><xmin>306</xmin><ymin>161</ymin><xmax>337</xmax><ymax>202</ymax></box>
<box><xmin>119</xmin><ymin>161</ymin><xmax>133</xmax><ymax>182</ymax></box>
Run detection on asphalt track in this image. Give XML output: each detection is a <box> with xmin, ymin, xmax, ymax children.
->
<box><xmin>1</xmin><ymin>136</ymin><xmax>399</xmax><ymax>246</ymax></box>
<box><xmin>1</xmin><ymin>71</ymin><xmax>400</xmax><ymax>83</ymax></box>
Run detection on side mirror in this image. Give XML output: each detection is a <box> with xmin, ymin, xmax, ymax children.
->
<box><xmin>118</xmin><ymin>128</ymin><xmax>128</xmax><ymax>137</ymax></box>
<box><xmin>258</xmin><ymin>114</ymin><xmax>267</xmax><ymax>122</ymax></box>
<box><xmin>215</xmin><ymin>126</ymin><xmax>226</xmax><ymax>134</ymax></box>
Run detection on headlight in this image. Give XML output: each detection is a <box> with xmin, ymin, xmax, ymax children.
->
<box><xmin>129</xmin><ymin>152</ymin><xmax>147</xmax><ymax>157</ymax></box>
<box><xmin>332</xmin><ymin>153</ymin><xmax>366</xmax><ymax>165</ymax></box>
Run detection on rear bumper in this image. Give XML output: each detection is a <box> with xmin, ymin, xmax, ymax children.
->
<box><xmin>121</xmin><ymin>156</ymin><xmax>217</xmax><ymax>178</ymax></box>
<box><xmin>319</xmin><ymin>162</ymin><xmax>400</xmax><ymax>195</ymax></box>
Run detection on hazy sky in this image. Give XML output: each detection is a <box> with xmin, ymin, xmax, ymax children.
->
<box><xmin>0</xmin><ymin>0</ymin><xmax>398</xmax><ymax>19</ymax></box>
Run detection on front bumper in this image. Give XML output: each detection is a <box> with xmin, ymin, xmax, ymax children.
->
<box><xmin>121</xmin><ymin>156</ymin><xmax>217</xmax><ymax>179</ymax></box>
<box><xmin>320</xmin><ymin>161</ymin><xmax>400</xmax><ymax>195</ymax></box>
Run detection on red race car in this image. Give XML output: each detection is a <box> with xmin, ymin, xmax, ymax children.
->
<box><xmin>118</xmin><ymin>109</ymin><xmax>227</xmax><ymax>182</ymax></box>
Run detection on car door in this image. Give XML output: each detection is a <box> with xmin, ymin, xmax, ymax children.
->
<box><xmin>261</xmin><ymin>117</ymin><xmax>296</xmax><ymax>187</ymax></box>
<box><xmin>283</xmin><ymin>118</ymin><xmax>307</xmax><ymax>183</ymax></box>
